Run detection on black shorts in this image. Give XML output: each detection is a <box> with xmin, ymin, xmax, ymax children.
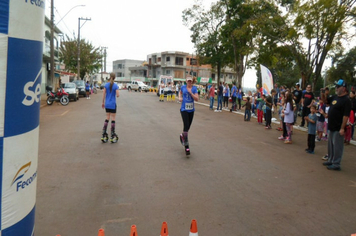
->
<box><xmin>105</xmin><ymin>105</ymin><xmax>117</xmax><ymax>114</ymax></box>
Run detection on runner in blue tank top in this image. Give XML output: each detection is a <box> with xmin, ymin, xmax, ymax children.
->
<box><xmin>101</xmin><ymin>73</ymin><xmax>120</xmax><ymax>143</ymax></box>
<box><xmin>179</xmin><ymin>76</ymin><xmax>199</xmax><ymax>150</ymax></box>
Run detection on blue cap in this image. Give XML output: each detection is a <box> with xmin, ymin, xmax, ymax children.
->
<box><xmin>335</xmin><ymin>79</ymin><xmax>347</xmax><ymax>87</ymax></box>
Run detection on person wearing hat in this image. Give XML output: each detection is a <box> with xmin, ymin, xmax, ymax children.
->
<box><xmin>320</xmin><ymin>79</ymin><xmax>351</xmax><ymax>171</ymax></box>
<box><xmin>293</xmin><ymin>83</ymin><xmax>302</xmax><ymax>124</ymax></box>
<box><xmin>179</xmin><ymin>76</ymin><xmax>199</xmax><ymax>148</ymax></box>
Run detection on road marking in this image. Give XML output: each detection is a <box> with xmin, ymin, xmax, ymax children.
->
<box><xmin>61</xmin><ymin>110</ymin><xmax>70</xmax><ymax>116</ymax></box>
<box><xmin>349</xmin><ymin>180</ymin><xmax>356</xmax><ymax>188</ymax></box>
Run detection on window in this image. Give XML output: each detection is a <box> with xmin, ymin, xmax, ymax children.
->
<box><xmin>166</xmin><ymin>57</ymin><xmax>170</xmax><ymax>62</ymax></box>
<box><xmin>175</xmin><ymin>57</ymin><xmax>183</xmax><ymax>65</ymax></box>
<box><xmin>118</xmin><ymin>64</ymin><xmax>122</xmax><ymax>69</ymax></box>
<box><xmin>212</xmin><ymin>73</ymin><xmax>215</xmax><ymax>79</ymax></box>
<box><xmin>186</xmin><ymin>57</ymin><xmax>190</xmax><ymax>61</ymax></box>
<box><xmin>158</xmin><ymin>57</ymin><xmax>161</xmax><ymax>62</ymax></box>
<box><xmin>166</xmin><ymin>70</ymin><xmax>171</xmax><ymax>75</ymax></box>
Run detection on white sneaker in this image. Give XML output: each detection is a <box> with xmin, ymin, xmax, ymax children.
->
<box><xmin>214</xmin><ymin>110</ymin><xmax>219</xmax><ymax>112</ymax></box>
<box><xmin>219</xmin><ymin>110</ymin><xmax>222</xmax><ymax>112</ymax></box>
<box><xmin>89</xmin><ymin>97</ymin><xmax>91</xmax><ymax>99</ymax></box>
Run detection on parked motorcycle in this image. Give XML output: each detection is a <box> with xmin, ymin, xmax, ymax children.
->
<box><xmin>46</xmin><ymin>86</ymin><xmax>70</xmax><ymax>106</ymax></box>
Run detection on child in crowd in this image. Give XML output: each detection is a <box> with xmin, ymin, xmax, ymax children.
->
<box><xmin>243</xmin><ymin>97</ymin><xmax>251</xmax><ymax>121</ymax></box>
<box><xmin>316</xmin><ymin>100</ymin><xmax>326</xmax><ymax>141</ymax></box>
<box><xmin>344</xmin><ymin>109</ymin><xmax>355</xmax><ymax>145</ymax></box>
<box><xmin>282</xmin><ymin>92</ymin><xmax>294</xmax><ymax>144</ymax></box>
<box><xmin>264</xmin><ymin>89</ymin><xmax>276</xmax><ymax>129</ymax></box>
<box><xmin>257</xmin><ymin>94</ymin><xmax>265</xmax><ymax>125</ymax></box>
<box><xmin>305</xmin><ymin>105</ymin><xmax>317</xmax><ymax>154</ymax></box>
<box><xmin>276</xmin><ymin>91</ymin><xmax>285</xmax><ymax>131</ymax></box>
<box><xmin>251</xmin><ymin>92</ymin><xmax>256</xmax><ymax>116</ymax></box>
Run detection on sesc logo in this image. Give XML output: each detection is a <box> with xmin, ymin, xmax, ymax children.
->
<box><xmin>22</xmin><ymin>70</ymin><xmax>42</xmax><ymax>106</ymax></box>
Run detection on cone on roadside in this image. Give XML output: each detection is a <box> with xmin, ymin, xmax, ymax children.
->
<box><xmin>130</xmin><ymin>225</ymin><xmax>138</xmax><ymax>236</ymax></box>
<box><xmin>160</xmin><ymin>221</ymin><xmax>169</xmax><ymax>236</ymax></box>
<box><xmin>98</xmin><ymin>228</ymin><xmax>105</xmax><ymax>236</ymax></box>
<box><xmin>189</xmin><ymin>219</ymin><xmax>198</xmax><ymax>236</ymax></box>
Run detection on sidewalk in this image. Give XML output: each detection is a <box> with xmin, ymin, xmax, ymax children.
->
<box><xmin>195</xmin><ymin>95</ymin><xmax>356</xmax><ymax>146</ymax></box>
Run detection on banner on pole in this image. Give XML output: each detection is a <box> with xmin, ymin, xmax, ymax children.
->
<box><xmin>260</xmin><ymin>65</ymin><xmax>274</xmax><ymax>95</ymax></box>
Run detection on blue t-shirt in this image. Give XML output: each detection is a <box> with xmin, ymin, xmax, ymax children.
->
<box><xmin>308</xmin><ymin>113</ymin><xmax>317</xmax><ymax>135</ymax></box>
<box><xmin>104</xmin><ymin>82</ymin><xmax>119</xmax><ymax>109</ymax></box>
<box><xmin>180</xmin><ymin>85</ymin><xmax>198</xmax><ymax>112</ymax></box>
<box><xmin>224</xmin><ymin>87</ymin><xmax>230</xmax><ymax>97</ymax></box>
<box><xmin>85</xmin><ymin>82</ymin><xmax>90</xmax><ymax>90</ymax></box>
<box><xmin>231</xmin><ymin>86</ymin><xmax>237</xmax><ymax>97</ymax></box>
<box><xmin>237</xmin><ymin>88</ymin><xmax>242</xmax><ymax>99</ymax></box>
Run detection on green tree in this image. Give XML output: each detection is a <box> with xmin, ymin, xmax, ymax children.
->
<box><xmin>59</xmin><ymin>37</ymin><xmax>102</xmax><ymax>79</ymax></box>
<box><xmin>259</xmin><ymin>0</ymin><xmax>356</xmax><ymax>91</ymax></box>
<box><xmin>183</xmin><ymin>0</ymin><xmax>229</xmax><ymax>82</ymax></box>
<box><xmin>326</xmin><ymin>47</ymin><xmax>356</xmax><ymax>85</ymax></box>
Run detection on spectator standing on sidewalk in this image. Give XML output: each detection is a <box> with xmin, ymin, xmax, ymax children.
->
<box><xmin>305</xmin><ymin>105</ymin><xmax>317</xmax><ymax>154</ymax></box>
<box><xmin>223</xmin><ymin>83</ymin><xmax>230</xmax><ymax>110</ymax></box>
<box><xmin>237</xmin><ymin>85</ymin><xmax>243</xmax><ymax>110</ymax></box>
<box><xmin>230</xmin><ymin>83</ymin><xmax>237</xmax><ymax>112</ymax></box>
<box><xmin>209</xmin><ymin>83</ymin><xmax>215</xmax><ymax>110</ymax></box>
<box><xmin>293</xmin><ymin>83</ymin><xmax>302</xmax><ymax>125</ymax></box>
<box><xmin>215</xmin><ymin>82</ymin><xmax>224</xmax><ymax>112</ymax></box>
<box><xmin>321</xmin><ymin>79</ymin><xmax>351</xmax><ymax>171</ymax></box>
<box><xmin>264</xmin><ymin>89</ymin><xmax>276</xmax><ymax>129</ymax></box>
<box><xmin>300</xmin><ymin>84</ymin><xmax>315</xmax><ymax>127</ymax></box>
<box><xmin>243</xmin><ymin>97</ymin><xmax>251</xmax><ymax>121</ymax></box>
<box><xmin>282</xmin><ymin>92</ymin><xmax>294</xmax><ymax>144</ymax></box>
<box><xmin>349</xmin><ymin>91</ymin><xmax>356</xmax><ymax>139</ymax></box>
<box><xmin>257</xmin><ymin>94</ymin><xmax>265</xmax><ymax>124</ymax></box>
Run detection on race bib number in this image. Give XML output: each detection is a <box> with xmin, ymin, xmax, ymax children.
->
<box><xmin>185</xmin><ymin>103</ymin><xmax>193</xmax><ymax>110</ymax></box>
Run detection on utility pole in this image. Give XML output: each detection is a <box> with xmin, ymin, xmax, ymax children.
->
<box><xmin>100</xmin><ymin>46</ymin><xmax>107</xmax><ymax>83</ymax></box>
<box><xmin>103</xmin><ymin>47</ymin><xmax>108</xmax><ymax>73</ymax></box>
<box><xmin>77</xmin><ymin>17</ymin><xmax>91</xmax><ymax>79</ymax></box>
<box><xmin>50</xmin><ymin>0</ymin><xmax>55</xmax><ymax>87</ymax></box>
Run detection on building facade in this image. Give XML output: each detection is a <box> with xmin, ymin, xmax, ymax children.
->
<box><xmin>42</xmin><ymin>16</ymin><xmax>62</xmax><ymax>93</ymax></box>
<box><xmin>112</xmin><ymin>51</ymin><xmax>237</xmax><ymax>87</ymax></box>
<box><xmin>112</xmin><ymin>59</ymin><xmax>145</xmax><ymax>83</ymax></box>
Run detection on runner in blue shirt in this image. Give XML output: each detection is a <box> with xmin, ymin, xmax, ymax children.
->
<box><xmin>179</xmin><ymin>76</ymin><xmax>199</xmax><ymax>154</ymax></box>
<box><xmin>101</xmin><ymin>73</ymin><xmax>120</xmax><ymax>143</ymax></box>
<box><xmin>85</xmin><ymin>81</ymin><xmax>91</xmax><ymax>99</ymax></box>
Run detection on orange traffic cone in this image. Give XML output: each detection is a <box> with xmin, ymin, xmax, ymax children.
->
<box><xmin>189</xmin><ymin>219</ymin><xmax>198</xmax><ymax>236</ymax></box>
<box><xmin>98</xmin><ymin>228</ymin><xmax>105</xmax><ymax>236</ymax></box>
<box><xmin>160</xmin><ymin>222</ymin><xmax>169</xmax><ymax>236</ymax></box>
<box><xmin>130</xmin><ymin>225</ymin><xmax>138</xmax><ymax>236</ymax></box>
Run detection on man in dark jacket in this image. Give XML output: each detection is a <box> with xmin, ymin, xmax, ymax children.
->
<box><xmin>300</xmin><ymin>84</ymin><xmax>315</xmax><ymax>127</ymax></box>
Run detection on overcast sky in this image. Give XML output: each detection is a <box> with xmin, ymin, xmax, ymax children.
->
<box><xmin>46</xmin><ymin>0</ymin><xmax>217</xmax><ymax>67</ymax></box>
<box><xmin>44</xmin><ymin>0</ymin><xmax>259</xmax><ymax>88</ymax></box>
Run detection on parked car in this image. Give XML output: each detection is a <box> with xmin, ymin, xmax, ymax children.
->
<box><xmin>61</xmin><ymin>82</ymin><xmax>79</xmax><ymax>101</ymax></box>
<box><xmin>73</xmin><ymin>80</ymin><xmax>86</xmax><ymax>97</ymax></box>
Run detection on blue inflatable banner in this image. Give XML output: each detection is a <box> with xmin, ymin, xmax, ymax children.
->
<box><xmin>0</xmin><ymin>0</ymin><xmax>44</xmax><ymax>235</ymax></box>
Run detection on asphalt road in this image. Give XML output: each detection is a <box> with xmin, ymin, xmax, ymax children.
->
<box><xmin>36</xmin><ymin>90</ymin><xmax>356</xmax><ymax>236</ymax></box>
